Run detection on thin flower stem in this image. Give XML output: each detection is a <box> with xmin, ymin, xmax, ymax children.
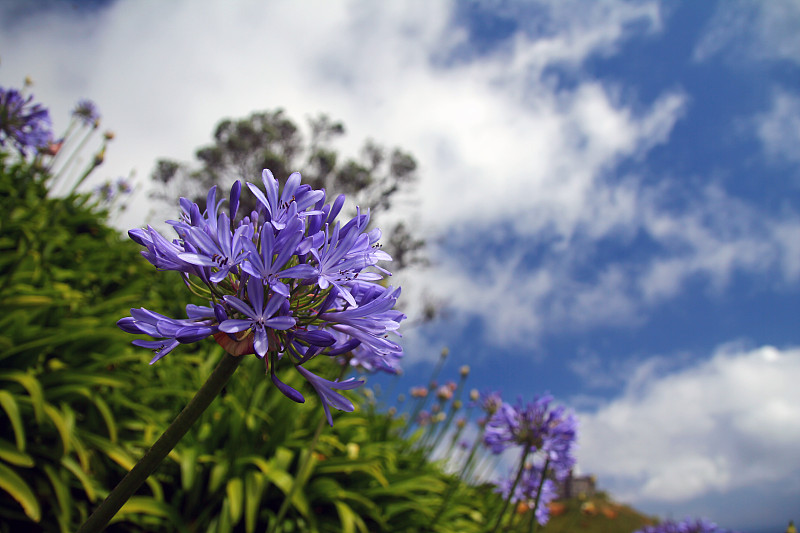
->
<box><xmin>488</xmin><ymin>446</ymin><xmax>530</xmax><ymax>533</ymax></box>
<box><xmin>432</xmin><ymin>419</ymin><xmax>485</xmax><ymax>526</ymax></box>
<box><xmin>528</xmin><ymin>457</ymin><xmax>551</xmax><ymax>533</ymax></box>
<box><xmin>49</xmin><ymin>124</ymin><xmax>96</xmax><ymax>195</ymax></box>
<box><xmin>459</xmin><ymin>425</ymin><xmax>485</xmax><ymax>483</ymax></box>
<box><xmin>77</xmin><ymin>350</ymin><xmax>243</xmax><ymax>533</ymax></box>
<box><xmin>403</xmin><ymin>349</ymin><xmax>447</xmax><ymax>438</ymax></box>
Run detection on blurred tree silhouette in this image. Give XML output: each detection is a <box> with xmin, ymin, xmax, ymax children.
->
<box><xmin>150</xmin><ymin>109</ymin><xmax>424</xmax><ymax>270</ymax></box>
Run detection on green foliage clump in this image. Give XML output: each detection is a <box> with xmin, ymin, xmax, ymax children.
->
<box><xmin>0</xmin><ymin>152</ymin><xmax>182</xmax><ymax>531</ymax></box>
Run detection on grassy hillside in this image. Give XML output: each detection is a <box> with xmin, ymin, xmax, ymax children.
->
<box><xmin>543</xmin><ymin>492</ymin><xmax>657</xmax><ymax>533</ymax></box>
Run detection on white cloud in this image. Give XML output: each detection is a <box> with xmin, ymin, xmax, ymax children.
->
<box><xmin>3</xmin><ymin>0</ymin><xmax>800</xmax><ymax>349</ymax></box>
<box><xmin>577</xmin><ymin>344</ymin><xmax>800</xmax><ymax>503</ymax></box>
<box><xmin>693</xmin><ymin>0</ymin><xmax>800</xmax><ymax>64</ymax></box>
<box><xmin>756</xmin><ymin>90</ymin><xmax>800</xmax><ymax>165</ymax></box>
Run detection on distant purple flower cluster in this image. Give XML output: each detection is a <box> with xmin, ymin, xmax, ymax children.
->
<box><xmin>494</xmin><ymin>461</ymin><xmax>557</xmax><ymax>526</ymax></box>
<box><xmin>484</xmin><ymin>394</ymin><xmax>577</xmax><ymax>479</ymax></box>
<box><xmin>0</xmin><ymin>86</ymin><xmax>52</xmax><ymax>155</ymax></box>
<box><xmin>484</xmin><ymin>394</ymin><xmax>577</xmax><ymax>526</ymax></box>
<box><xmin>118</xmin><ymin>170</ymin><xmax>405</xmax><ymax>424</ymax></box>
<box><xmin>72</xmin><ymin>99</ymin><xmax>100</xmax><ymax>126</ymax></box>
<box><xmin>635</xmin><ymin>518</ymin><xmax>739</xmax><ymax>533</ymax></box>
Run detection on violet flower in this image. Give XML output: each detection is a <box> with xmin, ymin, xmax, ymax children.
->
<box><xmin>0</xmin><ymin>86</ymin><xmax>52</xmax><ymax>155</ymax></box>
<box><xmin>117</xmin><ymin>305</ymin><xmax>218</xmax><ymax>364</ymax></box>
<box><xmin>73</xmin><ymin>99</ymin><xmax>99</xmax><ymax>126</ymax></box>
<box><xmin>484</xmin><ymin>395</ymin><xmax>578</xmax><ymax>480</ymax></box>
<box><xmin>296</xmin><ymin>366</ymin><xmax>364</xmax><ymax>426</ymax></box>
<box><xmin>494</xmin><ymin>461</ymin><xmax>557</xmax><ymax>526</ymax></box>
<box><xmin>219</xmin><ymin>278</ymin><xmax>295</xmax><ymax>357</ymax></box>
<box><xmin>118</xmin><ymin>170</ymin><xmax>403</xmax><ymax>423</ymax></box>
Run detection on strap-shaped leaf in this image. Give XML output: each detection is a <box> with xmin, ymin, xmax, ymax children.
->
<box><xmin>226</xmin><ymin>477</ymin><xmax>244</xmax><ymax>526</ymax></box>
<box><xmin>43</xmin><ymin>402</ymin><xmax>71</xmax><ymax>455</ymax></box>
<box><xmin>179</xmin><ymin>446</ymin><xmax>198</xmax><ymax>491</ymax></box>
<box><xmin>0</xmin><ymin>370</ymin><xmax>44</xmax><ymax>423</ymax></box>
<box><xmin>80</xmin><ymin>433</ymin><xmax>164</xmax><ymax>501</ymax></box>
<box><xmin>208</xmin><ymin>459</ymin><xmax>230</xmax><ymax>494</ymax></box>
<box><xmin>43</xmin><ymin>464</ymin><xmax>72</xmax><ymax>533</ymax></box>
<box><xmin>244</xmin><ymin>471</ymin><xmax>266</xmax><ymax>533</ymax></box>
<box><xmin>0</xmin><ymin>438</ymin><xmax>34</xmax><ymax>467</ymax></box>
<box><xmin>0</xmin><ymin>390</ymin><xmax>25</xmax><ymax>450</ymax></box>
<box><xmin>0</xmin><ymin>462</ymin><xmax>41</xmax><ymax>522</ymax></box>
<box><xmin>62</xmin><ymin>455</ymin><xmax>97</xmax><ymax>502</ymax></box>
<box><xmin>111</xmin><ymin>496</ymin><xmax>187</xmax><ymax>533</ymax></box>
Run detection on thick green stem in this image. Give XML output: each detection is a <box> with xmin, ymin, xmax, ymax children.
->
<box><xmin>488</xmin><ymin>446</ymin><xmax>530</xmax><ymax>533</ymax></box>
<box><xmin>77</xmin><ymin>351</ymin><xmax>243</xmax><ymax>533</ymax></box>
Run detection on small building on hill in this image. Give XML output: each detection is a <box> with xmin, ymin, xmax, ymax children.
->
<box><xmin>557</xmin><ymin>472</ymin><xmax>596</xmax><ymax>500</ymax></box>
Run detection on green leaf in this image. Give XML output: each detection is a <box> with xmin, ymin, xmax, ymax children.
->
<box><xmin>239</xmin><ymin>454</ymin><xmax>311</xmax><ymax>520</ymax></box>
<box><xmin>208</xmin><ymin>460</ymin><xmax>230</xmax><ymax>494</ymax></box>
<box><xmin>3</xmin><ymin>294</ymin><xmax>52</xmax><ymax>306</ymax></box>
<box><xmin>226</xmin><ymin>477</ymin><xmax>244</xmax><ymax>526</ymax></box>
<box><xmin>80</xmin><ymin>433</ymin><xmax>164</xmax><ymax>501</ymax></box>
<box><xmin>43</xmin><ymin>464</ymin><xmax>72</xmax><ymax>533</ymax></box>
<box><xmin>90</xmin><ymin>393</ymin><xmax>118</xmax><ymax>442</ymax></box>
<box><xmin>244</xmin><ymin>471</ymin><xmax>266</xmax><ymax>533</ymax></box>
<box><xmin>0</xmin><ymin>370</ymin><xmax>44</xmax><ymax>423</ymax></box>
<box><xmin>216</xmin><ymin>498</ymin><xmax>233</xmax><ymax>533</ymax></box>
<box><xmin>0</xmin><ymin>438</ymin><xmax>34</xmax><ymax>467</ymax></box>
<box><xmin>61</xmin><ymin>455</ymin><xmax>97</xmax><ymax>502</ymax></box>
<box><xmin>180</xmin><ymin>445</ymin><xmax>198</xmax><ymax>491</ymax></box>
<box><xmin>43</xmin><ymin>402</ymin><xmax>71</xmax><ymax>455</ymax></box>
<box><xmin>0</xmin><ymin>391</ymin><xmax>25</xmax><ymax>450</ymax></box>
<box><xmin>334</xmin><ymin>500</ymin><xmax>370</xmax><ymax>533</ymax></box>
<box><xmin>0</xmin><ymin>462</ymin><xmax>41</xmax><ymax>522</ymax></box>
<box><xmin>314</xmin><ymin>457</ymin><xmax>389</xmax><ymax>487</ymax></box>
<box><xmin>112</xmin><ymin>496</ymin><xmax>187</xmax><ymax>533</ymax></box>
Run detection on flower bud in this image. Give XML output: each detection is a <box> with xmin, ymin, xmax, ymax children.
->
<box><xmin>410</xmin><ymin>386</ymin><xmax>427</xmax><ymax>398</ymax></box>
<box><xmin>460</xmin><ymin>365</ymin><xmax>470</xmax><ymax>377</ymax></box>
<box><xmin>436</xmin><ymin>385</ymin><xmax>453</xmax><ymax>401</ymax></box>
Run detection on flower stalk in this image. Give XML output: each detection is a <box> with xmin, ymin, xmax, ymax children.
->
<box><xmin>528</xmin><ymin>457</ymin><xmax>550</xmax><ymax>533</ymax></box>
<box><xmin>489</xmin><ymin>446</ymin><xmax>529</xmax><ymax>533</ymax></box>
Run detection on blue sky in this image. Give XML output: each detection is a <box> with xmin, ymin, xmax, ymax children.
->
<box><xmin>2</xmin><ymin>1</ymin><xmax>800</xmax><ymax>530</ymax></box>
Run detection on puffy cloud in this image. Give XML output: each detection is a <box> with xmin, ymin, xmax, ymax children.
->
<box><xmin>756</xmin><ymin>90</ymin><xmax>800</xmax><ymax>166</ymax></box>
<box><xmin>3</xmin><ymin>0</ymin><xmax>799</xmax><ymax>350</ymax></box>
<box><xmin>577</xmin><ymin>345</ymin><xmax>800</xmax><ymax>503</ymax></box>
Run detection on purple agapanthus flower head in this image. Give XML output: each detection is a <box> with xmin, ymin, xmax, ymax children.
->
<box><xmin>0</xmin><ymin>86</ymin><xmax>52</xmax><ymax>155</ymax></box>
<box><xmin>478</xmin><ymin>390</ymin><xmax>503</xmax><ymax>415</ymax></box>
<box><xmin>73</xmin><ymin>99</ymin><xmax>100</xmax><ymax>126</ymax></box>
<box><xmin>494</xmin><ymin>461</ymin><xmax>557</xmax><ymax>526</ymax></box>
<box><xmin>118</xmin><ymin>171</ymin><xmax>404</xmax><ymax>424</ymax></box>
<box><xmin>484</xmin><ymin>395</ymin><xmax>578</xmax><ymax>480</ymax></box>
<box><xmin>634</xmin><ymin>518</ymin><xmax>739</xmax><ymax>533</ymax></box>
